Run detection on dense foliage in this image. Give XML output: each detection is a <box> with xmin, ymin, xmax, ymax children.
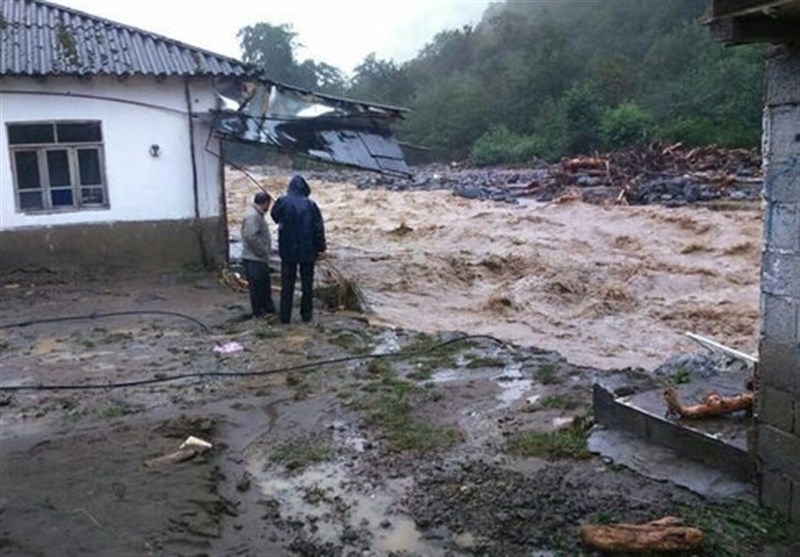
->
<box><xmin>236</xmin><ymin>1</ymin><xmax>764</xmax><ymax>165</ymax></box>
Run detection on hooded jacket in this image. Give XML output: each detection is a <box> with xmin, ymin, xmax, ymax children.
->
<box><xmin>270</xmin><ymin>176</ymin><xmax>326</xmax><ymax>263</ymax></box>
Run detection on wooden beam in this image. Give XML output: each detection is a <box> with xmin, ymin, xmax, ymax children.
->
<box><xmin>712</xmin><ymin>0</ymin><xmax>798</xmax><ymax>18</ymax></box>
<box><xmin>709</xmin><ymin>14</ymin><xmax>800</xmax><ymax>44</ymax></box>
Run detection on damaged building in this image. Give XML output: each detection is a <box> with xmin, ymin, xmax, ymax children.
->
<box><xmin>0</xmin><ymin>0</ymin><xmax>407</xmax><ymax>271</ymax></box>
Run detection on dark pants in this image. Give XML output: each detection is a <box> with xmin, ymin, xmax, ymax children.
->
<box><xmin>243</xmin><ymin>259</ymin><xmax>275</xmax><ymax>317</ymax></box>
<box><xmin>280</xmin><ymin>260</ymin><xmax>314</xmax><ymax>323</ymax></box>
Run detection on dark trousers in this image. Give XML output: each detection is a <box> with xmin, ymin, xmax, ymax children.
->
<box><xmin>280</xmin><ymin>260</ymin><xmax>314</xmax><ymax>323</ymax></box>
<box><xmin>243</xmin><ymin>259</ymin><xmax>275</xmax><ymax>317</ymax></box>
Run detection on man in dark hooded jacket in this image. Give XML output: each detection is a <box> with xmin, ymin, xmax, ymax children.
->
<box><xmin>271</xmin><ymin>175</ymin><xmax>326</xmax><ymax>323</ymax></box>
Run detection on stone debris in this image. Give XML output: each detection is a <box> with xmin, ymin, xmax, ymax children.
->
<box><xmin>283</xmin><ymin>142</ymin><xmax>763</xmax><ymax>207</ymax></box>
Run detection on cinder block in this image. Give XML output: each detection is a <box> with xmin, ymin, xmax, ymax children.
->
<box><xmin>795</xmin><ymin>400</ymin><xmax>800</xmax><ymax>435</ymax></box>
<box><xmin>759</xmin><ymin>339</ymin><xmax>800</xmax><ymax>392</ymax></box>
<box><xmin>792</xmin><ymin>480</ymin><xmax>800</xmax><ymax>533</ymax></box>
<box><xmin>762</xmin><ymin>293</ymin><xmax>800</xmax><ymax>343</ymax></box>
<box><xmin>763</xmin><ymin>105</ymin><xmax>800</xmax><ymax>164</ymax></box>
<box><xmin>765</xmin><ymin>203</ymin><xmax>800</xmax><ymax>254</ymax></box>
<box><xmin>758</xmin><ymin>385</ymin><xmax>796</xmax><ymax>432</ymax></box>
<box><xmin>761</xmin><ymin>251</ymin><xmax>800</xmax><ymax>299</ymax></box>
<box><xmin>766</xmin><ymin>44</ymin><xmax>800</xmax><ymax>107</ymax></box>
<box><xmin>760</xmin><ymin>467</ymin><xmax>793</xmax><ymax>517</ymax></box>
<box><xmin>757</xmin><ymin>425</ymin><xmax>800</xmax><ymax>482</ymax></box>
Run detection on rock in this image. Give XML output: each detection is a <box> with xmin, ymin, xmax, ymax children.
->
<box><xmin>455</xmin><ymin>185</ymin><xmax>483</xmax><ymax>200</ymax></box>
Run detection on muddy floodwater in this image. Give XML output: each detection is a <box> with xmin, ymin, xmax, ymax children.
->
<box><xmin>230</xmin><ymin>171</ymin><xmax>761</xmax><ymax>371</ymax></box>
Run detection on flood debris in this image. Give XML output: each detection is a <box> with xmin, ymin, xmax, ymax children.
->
<box><xmin>579</xmin><ymin>516</ymin><xmax>703</xmax><ymax>553</ymax></box>
<box><xmin>315</xmin><ymin>260</ymin><xmax>368</xmax><ymax>313</ymax></box>
<box><xmin>144</xmin><ymin>435</ymin><xmax>213</xmax><ymax>467</ymax></box>
<box><xmin>220</xmin><ymin>267</ymin><xmax>249</xmax><ymax>292</ymax></box>
<box><xmin>213</xmin><ymin>341</ymin><xmax>245</xmax><ymax>354</ymax></box>
<box><xmin>326</xmin><ymin>141</ymin><xmax>762</xmax><ymax>206</ymax></box>
<box><xmin>664</xmin><ymin>387</ymin><xmax>754</xmax><ymax>419</ymax></box>
<box><xmin>212</xmin><ymin>80</ymin><xmax>410</xmax><ymax>176</ymax></box>
<box><xmin>557</xmin><ymin>142</ymin><xmax>762</xmax><ymax>206</ymax></box>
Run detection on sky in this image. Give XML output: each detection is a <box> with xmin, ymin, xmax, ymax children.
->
<box><xmin>55</xmin><ymin>0</ymin><xmax>494</xmax><ymax>76</ymax></box>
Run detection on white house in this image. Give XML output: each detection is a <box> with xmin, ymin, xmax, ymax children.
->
<box><xmin>0</xmin><ymin>0</ymin><xmax>260</xmax><ymax>270</ymax></box>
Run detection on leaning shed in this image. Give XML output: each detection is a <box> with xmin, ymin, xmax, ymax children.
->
<box><xmin>709</xmin><ymin>0</ymin><xmax>800</xmax><ymax>526</ymax></box>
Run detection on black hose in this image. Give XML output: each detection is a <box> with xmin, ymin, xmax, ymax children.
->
<box><xmin>0</xmin><ymin>310</ymin><xmax>210</xmax><ymax>333</ymax></box>
<box><xmin>0</xmin><ymin>334</ymin><xmax>505</xmax><ymax>392</ymax></box>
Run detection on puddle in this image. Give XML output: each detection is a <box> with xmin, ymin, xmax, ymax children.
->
<box><xmin>370</xmin><ymin>329</ymin><xmax>401</xmax><ymax>355</ymax></box>
<box><xmin>328</xmin><ymin>420</ymin><xmax>368</xmax><ymax>453</ymax></box>
<box><xmin>430</xmin><ymin>361</ymin><xmax>534</xmax><ymax>409</ymax></box>
<box><xmin>494</xmin><ymin>363</ymin><xmax>534</xmax><ymax>408</ymax></box>
<box><xmin>250</xmin><ymin>459</ymin><xmax>443</xmax><ymax>554</ymax></box>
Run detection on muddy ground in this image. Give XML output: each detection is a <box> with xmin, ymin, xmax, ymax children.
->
<box><xmin>0</xmin><ymin>169</ymin><xmax>796</xmax><ymax>556</ymax></box>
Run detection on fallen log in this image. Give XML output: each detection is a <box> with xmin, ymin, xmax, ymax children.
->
<box><xmin>580</xmin><ymin>516</ymin><xmax>703</xmax><ymax>552</ymax></box>
<box><xmin>144</xmin><ymin>447</ymin><xmax>198</xmax><ymax>467</ymax></box>
<box><xmin>664</xmin><ymin>387</ymin><xmax>753</xmax><ymax>419</ymax></box>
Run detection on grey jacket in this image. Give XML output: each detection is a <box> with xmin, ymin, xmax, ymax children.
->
<box><xmin>241</xmin><ymin>203</ymin><xmax>271</xmax><ymax>262</ymax></box>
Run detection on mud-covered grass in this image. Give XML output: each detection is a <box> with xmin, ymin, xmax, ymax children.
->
<box><xmin>351</xmin><ymin>368</ymin><xmax>463</xmax><ymax>452</ymax></box>
<box><xmin>682</xmin><ymin>501</ymin><xmax>794</xmax><ymax>556</ymax></box>
<box><xmin>327</xmin><ymin>329</ymin><xmax>373</xmax><ymax>354</ymax></box>
<box><xmin>507</xmin><ymin>423</ymin><xmax>591</xmax><ymax>460</ymax></box>
<box><xmin>527</xmin><ymin>393</ymin><xmax>581</xmax><ymax>411</ymax></box>
<box><xmin>271</xmin><ymin>434</ymin><xmax>333</xmax><ymax>471</ymax></box>
<box><xmin>399</xmin><ymin>332</ymin><xmax>469</xmax><ymax>379</ymax></box>
<box><xmin>534</xmin><ymin>362</ymin><xmax>563</xmax><ymax>385</ymax></box>
<box><xmin>465</xmin><ymin>355</ymin><xmax>505</xmax><ymax>368</ymax></box>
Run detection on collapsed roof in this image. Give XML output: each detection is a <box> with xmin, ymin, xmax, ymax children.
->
<box><xmin>212</xmin><ymin>80</ymin><xmax>411</xmax><ymax>177</ymax></box>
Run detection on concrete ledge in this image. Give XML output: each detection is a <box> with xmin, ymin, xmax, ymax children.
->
<box><xmin>0</xmin><ymin>217</ymin><xmax>226</xmax><ymax>272</ymax></box>
<box><xmin>593</xmin><ymin>382</ymin><xmax>754</xmax><ymax>482</ymax></box>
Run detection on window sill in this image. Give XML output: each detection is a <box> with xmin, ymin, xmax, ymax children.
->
<box><xmin>17</xmin><ymin>205</ymin><xmax>111</xmax><ymax>216</ymax></box>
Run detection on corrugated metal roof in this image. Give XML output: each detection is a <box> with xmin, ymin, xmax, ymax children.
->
<box><xmin>0</xmin><ymin>0</ymin><xmax>252</xmax><ymax>77</ymax></box>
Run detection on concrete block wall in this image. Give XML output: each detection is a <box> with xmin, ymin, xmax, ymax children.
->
<box><xmin>757</xmin><ymin>43</ymin><xmax>800</xmax><ymax>528</ymax></box>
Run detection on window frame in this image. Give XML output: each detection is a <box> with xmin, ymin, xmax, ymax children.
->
<box><xmin>7</xmin><ymin>120</ymin><xmax>109</xmax><ymax>214</ymax></box>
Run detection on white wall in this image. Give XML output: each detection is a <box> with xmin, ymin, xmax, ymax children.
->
<box><xmin>0</xmin><ymin>75</ymin><xmax>223</xmax><ymax>230</ymax></box>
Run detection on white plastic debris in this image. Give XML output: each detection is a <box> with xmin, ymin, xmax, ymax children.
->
<box><xmin>179</xmin><ymin>436</ymin><xmax>213</xmax><ymax>451</ymax></box>
<box><xmin>213</xmin><ymin>341</ymin><xmax>244</xmax><ymax>354</ymax></box>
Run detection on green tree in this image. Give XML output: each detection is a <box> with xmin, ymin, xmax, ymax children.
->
<box><xmin>350</xmin><ymin>53</ymin><xmax>413</xmax><ymax>105</ymax></box>
<box><xmin>401</xmin><ymin>72</ymin><xmax>492</xmax><ymax>159</ymax></box>
<box><xmin>562</xmin><ymin>82</ymin><xmax>603</xmax><ymax>155</ymax></box>
<box><xmin>238</xmin><ymin>23</ymin><xmax>302</xmax><ymax>84</ymax></box>
<box><xmin>600</xmin><ymin>102</ymin><xmax>653</xmax><ymax>149</ymax></box>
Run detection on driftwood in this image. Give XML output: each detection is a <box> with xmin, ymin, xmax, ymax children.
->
<box><xmin>580</xmin><ymin>516</ymin><xmax>703</xmax><ymax>552</ymax></box>
<box><xmin>220</xmin><ymin>268</ymin><xmax>249</xmax><ymax>292</ymax></box>
<box><xmin>144</xmin><ymin>436</ymin><xmax>213</xmax><ymax>467</ymax></box>
<box><xmin>664</xmin><ymin>387</ymin><xmax>753</xmax><ymax>418</ymax></box>
<box><xmin>144</xmin><ymin>448</ymin><xmax>199</xmax><ymax>467</ymax></box>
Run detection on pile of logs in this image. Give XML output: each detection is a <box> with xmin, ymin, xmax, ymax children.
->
<box><xmin>554</xmin><ymin>142</ymin><xmax>762</xmax><ymax>205</ymax></box>
<box><xmin>291</xmin><ymin>142</ymin><xmax>762</xmax><ymax>207</ymax></box>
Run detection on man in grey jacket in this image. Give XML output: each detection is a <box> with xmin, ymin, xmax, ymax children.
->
<box><xmin>241</xmin><ymin>191</ymin><xmax>276</xmax><ymax>318</ymax></box>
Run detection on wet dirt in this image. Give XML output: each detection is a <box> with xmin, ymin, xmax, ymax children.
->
<box><xmin>0</xmin><ymin>169</ymin><xmax>792</xmax><ymax>556</ymax></box>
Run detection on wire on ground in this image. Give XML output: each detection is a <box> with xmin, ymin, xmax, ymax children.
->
<box><xmin>0</xmin><ymin>334</ymin><xmax>505</xmax><ymax>392</ymax></box>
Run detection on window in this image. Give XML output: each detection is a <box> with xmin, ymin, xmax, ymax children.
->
<box><xmin>7</xmin><ymin>121</ymin><xmax>108</xmax><ymax>212</ymax></box>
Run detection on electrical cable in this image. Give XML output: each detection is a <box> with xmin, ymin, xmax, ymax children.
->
<box><xmin>0</xmin><ymin>334</ymin><xmax>505</xmax><ymax>392</ymax></box>
<box><xmin>0</xmin><ymin>310</ymin><xmax>210</xmax><ymax>333</ymax></box>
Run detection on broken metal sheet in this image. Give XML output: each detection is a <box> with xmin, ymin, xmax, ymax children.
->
<box><xmin>211</xmin><ymin>81</ymin><xmax>411</xmax><ymax>177</ymax></box>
